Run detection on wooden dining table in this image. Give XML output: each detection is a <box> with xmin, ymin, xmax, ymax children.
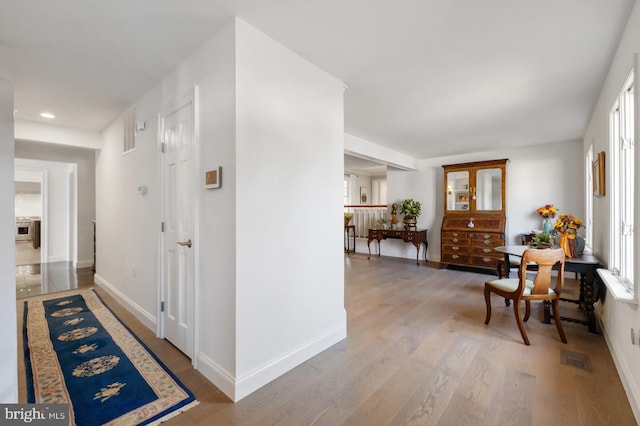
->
<box><xmin>494</xmin><ymin>245</ymin><xmax>603</xmax><ymax>334</ymax></box>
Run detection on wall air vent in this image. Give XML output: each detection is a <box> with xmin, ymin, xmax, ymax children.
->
<box><xmin>123</xmin><ymin>110</ymin><xmax>136</xmax><ymax>154</ymax></box>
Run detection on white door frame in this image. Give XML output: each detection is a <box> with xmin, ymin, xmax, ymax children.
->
<box><xmin>157</xmin><ymin>86</ymin><xmax>200</xmax><ymax>367</ymax></box>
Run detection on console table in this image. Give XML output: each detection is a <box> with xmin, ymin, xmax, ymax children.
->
<box><xmin>495</xmin><ymin>245</ymin><xmax>602</xmax><ymax>334</ymax></box>
<box><xmin>367</xmin><ymin>228</ymin><xmax>428</xmax><ymax>265</ymax></box>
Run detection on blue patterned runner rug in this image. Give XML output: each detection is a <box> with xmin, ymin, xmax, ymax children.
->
<box><xmin>23</xmin><ymin>290</ymin><xmax>198</xmax><ymax>425</ymax></box>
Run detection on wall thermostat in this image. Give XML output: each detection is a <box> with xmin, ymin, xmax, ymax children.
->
<box><xmin>205</xmin><ymin>167</ymin><xmax>221</xmax><ymax>189</ymax></box>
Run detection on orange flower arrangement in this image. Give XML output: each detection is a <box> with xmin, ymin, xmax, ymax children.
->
<box><xmin>553</xmin><ymin>213</ymin><xmax>583</xmax><ymax>235</ymax></box>
<box><xmin>553</xmin><ymin>213</ymin><xmax>583</xmax><ymax>258</ymax></box>
<box><xmin>536</xmin><ymin>204</ymin><xmax>558</xmax><ymax>219</ymax></box>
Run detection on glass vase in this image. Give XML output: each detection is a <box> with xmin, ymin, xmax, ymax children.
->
<box><xmin>543</xmin><ymin>217</ymin><xmax>554</xmax><ymax>234</ymax></box>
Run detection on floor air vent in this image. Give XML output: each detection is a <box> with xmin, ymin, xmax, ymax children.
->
<box><xmin>561</xmin><ymin>349</ymin><xmax>590</xmax><ymax>370</ymax></box>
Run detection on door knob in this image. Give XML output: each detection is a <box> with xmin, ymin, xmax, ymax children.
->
<box><xmin>177</xmin><ymin>239</ymin><xmax>192</xmax><ymax>248</ymax></box>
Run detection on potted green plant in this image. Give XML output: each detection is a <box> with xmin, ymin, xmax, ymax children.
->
<box><xmin>344</xmin><ymin>213</ymin><xmax>354</xmax><ymax>226</ymax></box>
<box><xmin>400</xmin><ymin>198</ymin><xmax>422</xmax><ymax>227</ymax></box>
<box><xmin>530</xmin><ymin>232</ymin><xmax>552</xmax><ymax>249</ymax></box>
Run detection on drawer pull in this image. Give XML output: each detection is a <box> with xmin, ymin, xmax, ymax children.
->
<box><xmin>484</xmin><ymin>234</ymin><xmax>490</xmax><ymax>239</ymax></box>
<box><xmin>452</xmin><ymin>238</ymin><xmax>459</xmax><ymax>243</ymax></box>
<box><xmin>452</xmin><ymin>254</ymin><xmax>459</xmax><ymax>259</ymax></box>
<box><xmin>484</xmin><ymin>240</ymin><xmax>491</xmax><ymax>245</ymax></box>
<box><xmin>483</xmin><ymin>248</ymin><xmax>492</xmax><ymax>253</ymax></box>
<box><xmin>452</xmin><ymin>246</ymin><xmax>459</xmax><ymax>251</ymax></box>
<box><xmin>483</xmin><ymin>257</ymin><xmax>492</xmax><ymax>262</ymax></box>
<box><xmin>452</xmin><ymin>232</ymin><xmax>459</xmax><ymax>237</ymax></box>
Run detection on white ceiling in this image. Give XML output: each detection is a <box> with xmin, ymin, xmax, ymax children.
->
<box><xmin>1</xmin><ymin>0</ymin><xmax>635</xmax><ymax>159</ymax></box>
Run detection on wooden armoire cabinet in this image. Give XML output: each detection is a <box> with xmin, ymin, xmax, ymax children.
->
<box><xmin>441</xmin><ymin>159</ymin><xmax>508</xmax><ymax>271</ymax></box>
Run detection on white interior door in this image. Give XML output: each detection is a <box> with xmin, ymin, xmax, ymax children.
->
<box><xmin>161</xmin><ymin>96</ymin><xmax>195</xmax><ymax>359</ymax></box>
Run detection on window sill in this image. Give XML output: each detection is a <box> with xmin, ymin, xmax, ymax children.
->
<box><xmin>597</xmin><ymin>268</ymin><xmax>637</xmax><ymax>305</ymax></box>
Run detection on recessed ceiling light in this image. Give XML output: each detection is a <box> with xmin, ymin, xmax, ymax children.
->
<box><xmin>40</xmin><ymin>112</ymin><xmax>55</xmax><ymax>119</ymax></box>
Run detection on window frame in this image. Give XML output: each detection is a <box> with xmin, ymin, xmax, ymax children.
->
<box><xmin>601</xmin><ymin>69</ymin><xmax>636</xmax><ymax>302</ymax></box>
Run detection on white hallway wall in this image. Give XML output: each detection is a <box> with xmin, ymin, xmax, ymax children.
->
<box><xmin>583</xmin><ymin>0</ymin><xmax>640</xmax><ymax>420</ymax></box>
<box><xmin>96</xmin><ymin>18</ymin><xmax>346</xmax><ymax>401</ymax></box>
<box><xmin>0</xmin><ymin>77</ymin><xmax>17</xmax><ymax>402</ymax></box>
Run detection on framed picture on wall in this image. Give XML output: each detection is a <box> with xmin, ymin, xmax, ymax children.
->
<box><xmin>360</xmin><ymin>187</ymin><xmax>369</xmax><ymax>204</ymax></box>
<box><xmin>456</xmin><ymin>193</ymin><xmax>469</xmax><ymax>203</ymax></box>
<box><xmin>593</xmin><ymin>151</ymin><xmax>605</xmax><ymax>197</ymax></box>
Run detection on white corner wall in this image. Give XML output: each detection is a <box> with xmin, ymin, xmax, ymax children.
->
<box><xmin>583</xmin><ymin>1</ymin><xmax>640</xmax><ymax>421</ymax></box>
<box><xmin>97</xmin><ymin>18</ymin><xmax>347</xmax><ymax>402</ymax></box>
<box><xmin>97</xmin><ymin>18</ymin><xmax>239</xmax><ymax>397</ymax></box>
<box><xmin>0</xmin><ymin>76</ymin><xmax>18</xmax><ymax>402</ymax></box>
<box><xmin>234</xmin><ymin>19</ymin><xmax>346</xmax><ymax>400</ymax></box>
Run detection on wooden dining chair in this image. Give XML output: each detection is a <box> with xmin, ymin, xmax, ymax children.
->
<box><xmin>484</xmin><ymin>248</ymin><xmax>566</xmax><ymax>345</ymax></box>
<box><xmin>496</xmin><ymin>233</ymin><xmax>538</xmax><ymax>307</ymax></box>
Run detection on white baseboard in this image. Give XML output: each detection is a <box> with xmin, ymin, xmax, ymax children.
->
<box><xmin>75</xmin><ymin>259</ymin><xmax>93</xmax><ymax>268</ymax></box>
<box><xmin>195</xmin><ymin>353</ymin><xmax>237</xmax><ymax>401</ymax></box>
<box><xmin>196</xmin><ymin>318</ymin><xmax>347</xmax><ymax>402</ymax></box>
<box><xmin>234</xmin><ymin>319</ymin><xmax>347</xmax><ymax>402</ymax></box>
<box><xmin>600</xmin><ymin>320</ymin><xmax>640</xmax><ymax>423</ymax></box>
<box><xmin>47</xmin><ymin>255</ymin><xmax>67</xmax><ymax>263</ymax></box>
<box><xmin>93</xmin><ymin>273</ymin><xmax>157</xmax><ymax>332</ymax></box>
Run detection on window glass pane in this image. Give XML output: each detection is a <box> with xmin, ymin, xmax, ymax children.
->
<box><xmin>610</xmin><ymin>73</ymin><xmax>634</xmax><ymax>292</ymax></box>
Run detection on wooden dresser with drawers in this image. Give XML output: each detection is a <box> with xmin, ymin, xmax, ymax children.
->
<box><xmin>441</xmin><ymin>216</ymin><xmax>505</xmax><ymax>269</ymax></box>
<box><xmin>441</xmin><ymin>159</ymin><xmax>508</xmax><ymax>272</ymax></box>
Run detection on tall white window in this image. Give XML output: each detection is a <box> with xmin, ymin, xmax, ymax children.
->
<box><xmin>610</xmin><ymin>71</ymin><xmax>634</xmax><ymax>293</ymax></box>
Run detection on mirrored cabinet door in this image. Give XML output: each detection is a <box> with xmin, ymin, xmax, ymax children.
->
<box><xmin>446</xmin><ymin>171</ymin><xmax>469</xmax><ymax>211</ymax></box>
<box><xmin>475</xmin><ymin>167</ymin><xmax>502</xmax><ymax>211</ymax></box>
<box><xmin>443</xmin><ymin>160</ymin><xmax>507</xmax><ymax>215</ymax></box>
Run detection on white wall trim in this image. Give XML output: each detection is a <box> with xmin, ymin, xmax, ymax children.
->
<box><xmin>195</xmin><ymin>352</ymin><xmax>237</xmax><ymax>401</ymax></box>
<box><xmin>601</xmin><ymin>319</ymin><xmax>640</xmax><ymax>423</ymax></box>
<box><xmin>196</xmin><ymin>321</ymin><xmax>347</xmax><ymax>402</ymax></box>
<box><xmin>94</xmin><ymin>273</ymin><xmax>157</xmax><ymax>331</ymax></box>
<box><xmin>234</xmin><ymin>322</ymin><xmax>347</xmax><ymax>402</ymax></box>
<box><xmin>75</xmin><ymin>259</ymin><xmax>93</xmax><ymax>268</ymax></box>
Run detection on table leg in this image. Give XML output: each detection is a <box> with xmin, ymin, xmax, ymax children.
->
<box><xmin>351</xmin><ymin>229</ymin><xmax>355</xmax><ymax>253</ymax></box>
<box><xmin>344</xmin><ymin>228</ymin><xmax>348</xmax><ymax>253</ymax></box>
<box><xmin>583</xmin><ymin>270</ymin><xmax>598</xmax><ymax>333</ymax></box>
<box><xmin>503</xmin><ymin>253</ymin><xmax>511</xmax><ymax>278</ymax></box>
<box><xmin>543</xmin><ymin>301</ymin><xmax>551</xmax><ymax>324</ymax></box>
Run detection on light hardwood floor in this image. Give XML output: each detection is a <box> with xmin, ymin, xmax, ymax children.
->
<box><xmin>18</xmin><ymin>254</ymin><xmax>637</xmax><ymax>425</ymax></box>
